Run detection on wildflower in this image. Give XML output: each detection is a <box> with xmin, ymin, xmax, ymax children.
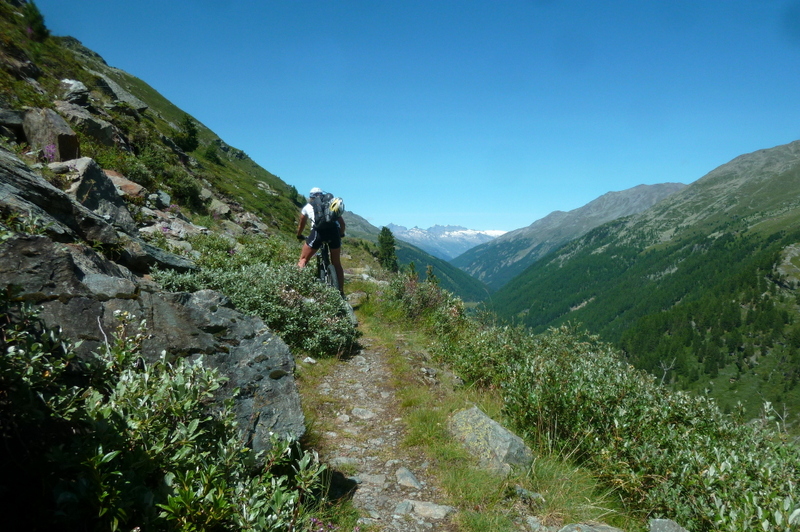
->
<box><xmin>43</xmin><ymin>144</ymin><xmax>57</xmax><ymax>162</ymax></box>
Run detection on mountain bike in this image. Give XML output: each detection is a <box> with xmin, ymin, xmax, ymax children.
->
<box><xmin>316</xmin><ymin>241</ymin><xmax>339</xmax><ymax>292</ymax></box>
<box><xmin>300</xmin><ymin>237</ymin><xmax>358</xmax><ymax>326</ymax></box>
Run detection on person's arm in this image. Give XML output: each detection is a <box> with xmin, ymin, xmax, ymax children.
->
<box><xmin>338</xmin><ymin>216</ymin><xmax>346</xmax><ymax>237</ymax></box>
<box><xmin>296</xmin><ymin>214</ymin><xmax>308</xmax><ymax>240</ymax></box>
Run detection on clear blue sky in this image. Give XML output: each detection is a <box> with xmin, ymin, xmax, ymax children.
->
<box><xmin>35</xmin><ymin>0</ymin><xmax>800</xmax><ymax>231</ymax></box>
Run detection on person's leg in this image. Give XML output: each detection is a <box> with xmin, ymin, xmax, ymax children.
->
<box><xmin>298</xmin><ymin>243</ymin><xmax>317</xmax><ymax>267</ymax></box>
<box><xmin>330</xmin><ymin>247</ymin><xmax>345</xmax><ymax>294</ymax></box>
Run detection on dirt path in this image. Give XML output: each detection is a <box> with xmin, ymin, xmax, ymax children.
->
<box><xmin>301</xmin><ymin>330</ymin><xmax>460</xmax><ymax>531</ymax></box>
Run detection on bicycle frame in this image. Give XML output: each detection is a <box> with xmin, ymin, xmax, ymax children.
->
<box><xmin>316</xmin><ymin>241</ymin><xmax>339</xmax><ymax>290</ymax></box>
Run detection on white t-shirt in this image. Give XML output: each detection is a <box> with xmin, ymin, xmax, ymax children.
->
<box><xmin>301</xmin><ymin>203</ymin><xmax>315</xmax><ymax>225</ymax></box>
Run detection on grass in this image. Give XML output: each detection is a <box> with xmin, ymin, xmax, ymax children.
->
<box><xmin>348</xmin><ymin>303</ymin><xmax>645</xmax><ymax>532</ymax></box>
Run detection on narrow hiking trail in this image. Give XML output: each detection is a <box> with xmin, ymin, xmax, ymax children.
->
<box><xmin>297</xmin><ymin>322</ymin><xmax>461</xmax><ymax>532</ymax></box>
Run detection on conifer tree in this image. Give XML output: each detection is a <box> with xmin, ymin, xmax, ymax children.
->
<box><xmin>174</xmin><ymin>114</ymin><xmax>199</xmax><ymax>152</ymax></box>
<box><xmin>378</xmin><ymin>227</ymin><xmax>398</xmax><ymax>272</ymax></box>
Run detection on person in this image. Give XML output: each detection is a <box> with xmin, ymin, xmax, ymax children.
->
<box><xmin>296</xmin><ymin>187</ymin><xmax>346</xmax><ymax>294</ymax></box>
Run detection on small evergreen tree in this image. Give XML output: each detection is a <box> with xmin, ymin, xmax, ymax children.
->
<box><xmin>378</xmin><ymin>227</ymin><xmax>398</xmax><ymax>272</ymax></box>
<box><xmin>174</xmin><ymin>114</ymin><xmax>199</xmax><ymax>152</ymax></box>
<box><xmin>425</xmin><ymin>264</ymin><xmax>439</xmax><ymax>285</ymax></box>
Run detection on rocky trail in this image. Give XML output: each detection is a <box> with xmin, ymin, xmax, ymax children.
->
<box><xmin>300</xmin><ymin>327</ymin><xmax>460</xmax><ymax>532</ymax></box>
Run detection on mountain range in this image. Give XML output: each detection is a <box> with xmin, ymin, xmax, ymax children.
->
<box><xmin>487</xmin><ymin>140</ymin><xmax>800</xmax><ymax>427</ymax></box>
<box><xmin>385</xmin><ymin>224</ymin><xmax>506</xmax><ymax>261</ymax></box>
<box><xmin>452</xmin><ymin>183</ymin><xmax>687</xmax><ymax>290</ymax></box>
<box><xmin>346</xmin><ymin>214</ymin><xmax>491</xmax><ymax>302</ymax></box>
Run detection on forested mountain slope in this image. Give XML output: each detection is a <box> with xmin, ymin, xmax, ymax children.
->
<box><xmin>489</xmin><ymin>140</ymin><xmax>800</xmax><ymax>426</ymax></box>
<box><xmin>452</xmin><ymin>183</ymin><xmax>685</xmax><ymax>290</ymax></box>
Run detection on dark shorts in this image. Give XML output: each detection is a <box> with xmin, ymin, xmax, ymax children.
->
<box><xmin>307</xmin><ymin>225</ymin><xmax>341</xmax><ymax>250</ymax></box>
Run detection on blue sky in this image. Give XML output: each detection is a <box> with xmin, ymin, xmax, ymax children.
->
<box><xmin>36</xmin><ymin>0</ymin><xmax>800</xmax><ymax>231</ymax></box>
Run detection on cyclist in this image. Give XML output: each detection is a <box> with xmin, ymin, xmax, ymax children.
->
<box><xmin>296</xmin><ymin>187</ymin><xmax>346</xmax><ymax>294</ymax></box>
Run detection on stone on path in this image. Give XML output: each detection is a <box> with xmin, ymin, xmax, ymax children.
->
<box><xmin>448</xmin><ymin>405</ymin><xmax>534</xmax><ymax>477</ymax></box>
<box><xmin>395</xmin><ymin>466</ymin><xmax>423</xmax><ymax>489</ymax></box>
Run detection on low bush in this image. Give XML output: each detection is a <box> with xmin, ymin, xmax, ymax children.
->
<box><xmin>153</xmin><ymin>234</ymin><xmax>359</xmax><ymax>357</ymax></box>
<box><xmin>371</xmin><ymin>272</ymin><xmax>800</xmax><ymax>531</ymax></box>
<box><xmin>0</xmin><ymin>299</ymin><xmax>327</xmax><ymax>531</ymax></box>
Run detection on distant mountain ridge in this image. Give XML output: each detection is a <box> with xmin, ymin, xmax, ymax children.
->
<box><xmin>451</xmin><ymin>183</ymin><xmax>687</xmax><ymax>290</ymax></box>
<box><xmin>386</xmin><ymin>224</ymin><xmax>506</xmax><ymax>261</ymax></box>
<box><xmin>488</xmin><ymin>139</ymin><xmax>800</xmax><ymax>426</ymax></box>
<box><xmin>345</xmin><ymin>214</ymin><xmax>490</xmax><ymax>302</ymax></box>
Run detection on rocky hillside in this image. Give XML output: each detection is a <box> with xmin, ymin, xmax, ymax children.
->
<box><xmin>386</xmin><ymin>224</ymin><xmax>506</xmax><ymax>261</ymax></box>
<box><xmin>0</xmin><ymin>3</ymin><xmax>303</xmax><ymax>234</ymax></box>
<box><xmin>452</xmin><ymin>183</ymin><xmax>686</xmax><ymax>290</ymax></box>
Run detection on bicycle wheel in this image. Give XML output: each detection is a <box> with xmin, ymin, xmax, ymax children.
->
<box><xmin>326</xmin><ymin>262</ymin><xmax>339</xmax><ymax>291</ymax></box>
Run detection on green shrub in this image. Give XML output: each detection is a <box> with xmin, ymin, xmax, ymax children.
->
<box><xmin>373</xmin><ymin>271</ymin><xmax>800</xmax><ymax>531</ymax></box>
<box><xmin>0</xmin><ymin>300</ymin><xmax>327</xmax><ymax>531</ymax></box>
<box><xmin>153</xmin><ymin>234</ymin><xmax>359</xmax><ymax>357</ymax></box>
<box><xmin>499</xmin><ymin>326</ymin><xmax>800</xmax><ymax>531</ymax></box>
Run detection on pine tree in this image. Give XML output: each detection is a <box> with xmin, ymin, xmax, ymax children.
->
<box><xmin>378</xmin><ymin>227</ymin><xmax>398</xmax><ymax>273</ymax></box>
<box><xmin>174</xmin><ymin>114</ymin><xmax>199</xmax><ymax>152</ymax></box>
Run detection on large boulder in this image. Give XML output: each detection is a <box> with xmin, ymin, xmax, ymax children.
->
<box><xmin>0</xmin><ymin>234</ymin><xmax>306</xmax><ymax>450</ymax></box>
<box><xmin>59</xmin><ymin>79</ymin><xmax>90</xmax><ymax>107</ymax></box>
<box><xmin>54</xmin><ymin>100</ymin><xmax>116</xmax><ymax>146</ymax></box>
<box><xmin>448</xmin><ymin>405</ymin><xmax>534</xmax><ymax>477</ymax></box>
<box><xmin>0</xmin><ymin>146</ymin><xmax>192</xmax><ymax>274</ymax></box>
<box><xmin>0</xmin><ymin>145</ymin><xmax>117</xmax><ymax>244</ymax></box>
<box><xmin>55</xmin><ymin>157</ymin><xmax>137</xmax><ymax>234</ymax></box>
<box><xmin>22</xmin><ymin>107</ymin><xmax>80</xmax><ymax>161</ymax></box>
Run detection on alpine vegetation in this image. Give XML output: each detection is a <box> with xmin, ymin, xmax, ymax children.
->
<box><xmin>373</xmin><ymin>268</ymin><xmax>800</xmax><ymax>532</ymax></box>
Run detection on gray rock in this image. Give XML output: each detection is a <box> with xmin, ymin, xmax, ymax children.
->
<box><xmin>396</xmin><ymin>466</ymin><xmax>423</xmax><ymax>489</ymax></box>
<box><xmin>449</xmin><ymin>405</ymin><xmax>534</xmax><ymax>476</ymax></box>
<box><xmin>0</xmin><ymin>235</ymin><xmax>305</xmax><ymax>454</ymax></box>
<box><xmin>22</xmin><ymin>107</ymin><xmax>80</xmax><ymax>162</ymax></box>
<box><xmin>59</xmin><ymin>79</ymin><xmax>90</xmax><ymax>107</ymax></box>
<box><xmin>526</xmin><ymin>515</ymin><xmax>546</xmax><ymax>531</ymax></box>
<box><xmin>0</xmin><ymin>145</ymin><xmax>118</xmax><ymax>244</ymax></box>
<box><xmin>118</xmin><ymin>236</ymin><xmax>197</xmax><ymax>275</ymax></box>
<box><xmin>352</xmin><ymin>407</ymin><xmax>376</xmax><ymax>420</ymax></box>
<box><xmin>61</xmin><ymin>157</ymin><xmax>137</xmax><ymax>234</ymax></box>
<box><xmin>54</xmin><ymin>100</ymin><xmax>116</xmax><ymax>147</ymax></box>
<box><xmin>410</xmin><ymin>500</ymin><xmax>455</xmax><ymax>519</ymax></box>
<box><xmin>209</xmin><ymin>198</ymin><xmax>230</xmax><ymax>218</ymax></box>
<box><xmin>149</xmin><ymin>190</ymin><xmax>172</xmax><ymax>209</ymax></box>
<box><xmin>88</xmin><ymin>70</ymin><xmax>148</xmax><ymax>112</ymax></box>
<box><xmin>394</xmin><ymin>500</ymin><xmax>413</xmax><ymax>515</ymax></box>
<box><xmin>649</xmin><ymin>519</ymin><xmax>688</xmax><ymax>532</ymax></box>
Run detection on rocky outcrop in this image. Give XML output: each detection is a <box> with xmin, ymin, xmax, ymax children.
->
<box><xmin>54</xmin><ymin>100</ymin><xmax>116</xmax><ymax>147</ymax></box>
<box><xmin>54</xmin><ymin>157</ymin><xmax>137</xmax><ymax>233</ymax></box>
<box><xmin>0</xmin><ymin>145</ymin><xmax>117</xmax><ymax>244</ymax></box>
<box><xmin>0</xmin><ymin>141</ymin><xmax>305</xmax><ymax>452</ymax></box>
<box><xmin>0</xmin><ymin>234</ymin><xmax>305</xmax><ymax>451</ymax></box>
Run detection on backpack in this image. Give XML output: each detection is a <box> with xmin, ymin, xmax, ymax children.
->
<box><xmin>311</xmin><ymin>192</ymin><xmax>339</xmax><ymax>230</ymax></box>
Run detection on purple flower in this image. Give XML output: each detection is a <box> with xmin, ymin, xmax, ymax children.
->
<box><xmin>43</xmin><ymin>144</ymin><xmax>57</xmax><ymax>162</ymax></box>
